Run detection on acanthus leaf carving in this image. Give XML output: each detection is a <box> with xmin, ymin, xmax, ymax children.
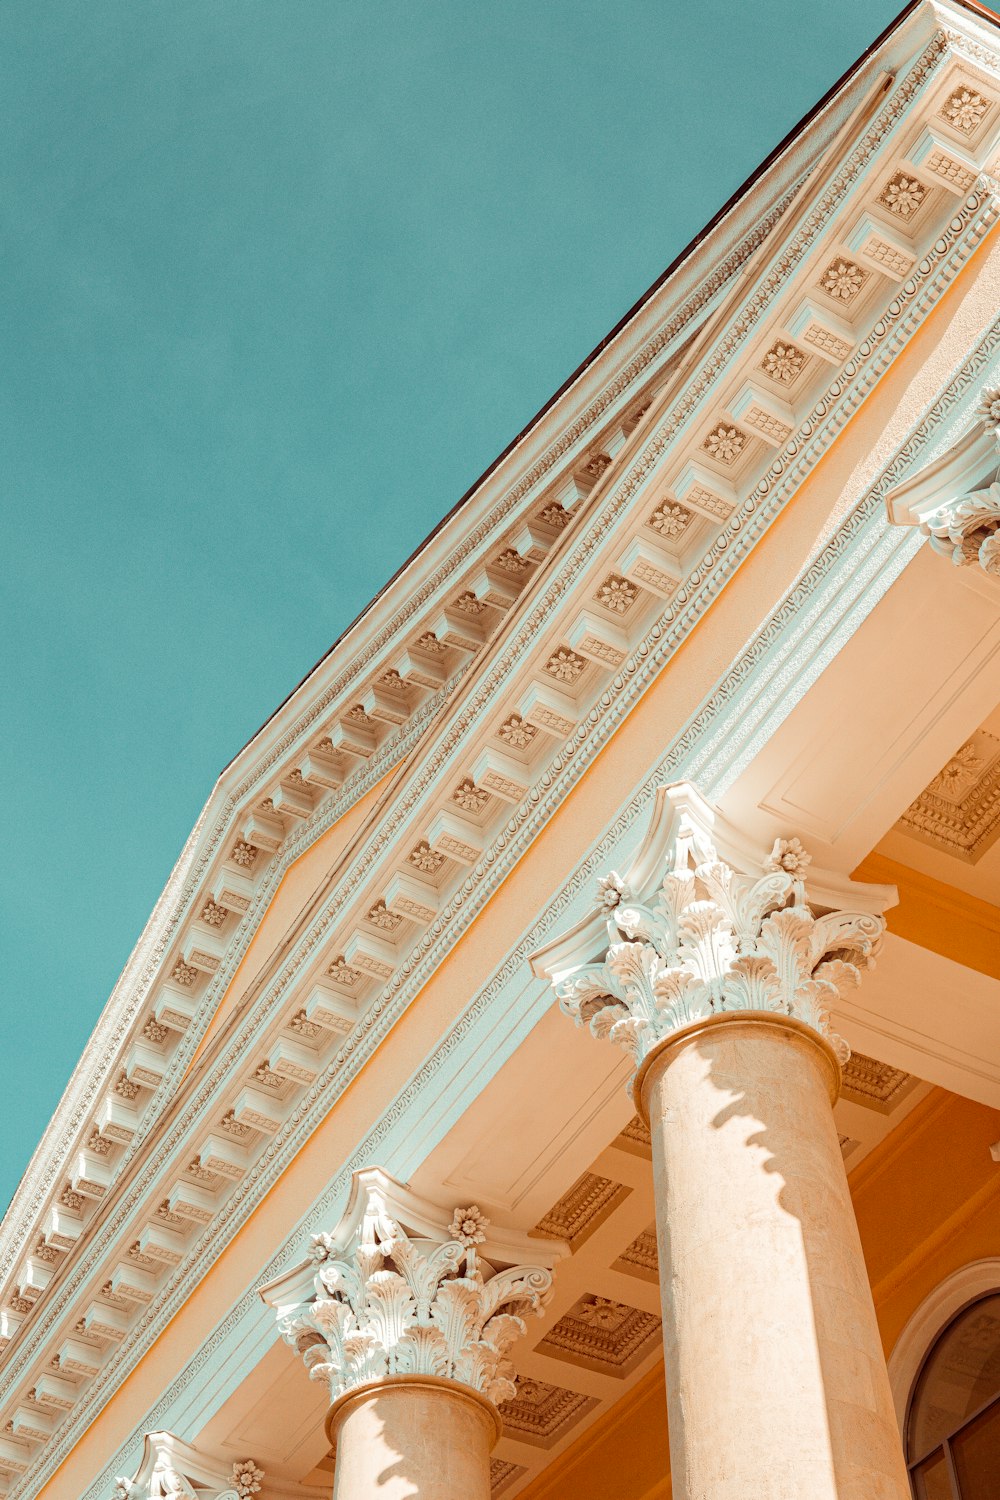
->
<box><xmin>261</xmin><ymin>1170</ymin><xmax>561</xmax><ymax>1410</ymax></box>
<box><xmin>534</xmin><ymin>784</ymin><xmax>894</xmax><ymax>1082</ymax></box>
<box><xmin>921</xmin><ymin>482</ymin><xmax>1000</xmax><ymax>577</ymax></box>
<box><xmin>112</xmin><ymin>1433</ymin><xmax>257</xmax><ymax>1500</ymax></box>
<box><xmin>886</xmin><ymin>392</ymin><xmax>1000</xmax><ymax>578</ymax></box>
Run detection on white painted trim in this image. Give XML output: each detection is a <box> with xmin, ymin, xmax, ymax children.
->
<box><xmin>887</xmin><ymin>1257</ymin><xmax>1000</xmax><ymax>1436</ymax></box>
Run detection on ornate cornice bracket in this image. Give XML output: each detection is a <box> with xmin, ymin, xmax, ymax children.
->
<box><xmin>530</xmin><ymin>783</ymin><xmax>896</xmax><ymax>1082</ymax></box>
<box><xmin>886</xmin><ymin>389</ymin><xmax>1000</xmax><ymax>578</ymax></box>
<box><xmin>922</xmin><ymin>481</ymin><xmax>1000</xmax><ymax>576</ymax></box>
<box><xmin>260</xmin><ymin>1170</ymin><xmax>565</xmax><ymax>1410</ymax></box>
<box><xmin>111</xmin><ymin>1433</ymin><xmax>262</xmax><ymax>1500</ymax></box>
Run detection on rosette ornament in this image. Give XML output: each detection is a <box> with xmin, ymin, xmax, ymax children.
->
<box><xmin>532</xmin><ymin>783</ymin><xmax>895</xmax><ymax>1082</ymax></box>
<box><xmin>260</xmin><ymin>1170</ymin><xmax>564</xmax><ymax>1410</ymax></box>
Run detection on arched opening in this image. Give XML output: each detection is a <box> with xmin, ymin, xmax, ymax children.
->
<box><xmin>906</xmin><ymin>1291</ymin><xmax>1000</xmax><ymax>1497</ymax></box>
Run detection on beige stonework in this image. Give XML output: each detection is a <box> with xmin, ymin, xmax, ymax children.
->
<box><xmin>327</xmin><ymin>1377</ymin><xmax>498</xmax><ymax>1500</ymax></box>
<box><xmin>640</xmin><ymin>1015</ymin><xmax>909</xmax><ymax>1500</ymax></box>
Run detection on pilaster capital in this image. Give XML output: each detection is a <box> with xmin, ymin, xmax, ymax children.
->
<box><xmin>111</xmin><ymin>1433</ymin><xmax>263</xmax><ymax>1500</ymax></box>
<box><xmin>260</xmin><ymin>1170</ymin><xmax>563</xmax><ymax>1410</ymax></box>
<box><xmin>886</xmin><ymin>389</ymin><xmax>1000</xmax><ymax>579</ymax></box>
<box><xmin>531</xmin><ymin>783</ymin><xmax>896</xmax><ymax>1086</ymax></box>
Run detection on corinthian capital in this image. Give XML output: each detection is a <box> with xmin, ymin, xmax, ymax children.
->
<box><xmin>260</xmin><ymin>1171</ymin><xmax>563</xmax><ymax>1409</ymax></box>
<box><xmin>531</xmin><ymin>784</ymin><xmax>895</xmax><ymax>1080</ymax></box>
<box><xmin>112</xmin><ymin>1433</ymin><xmax>260</xmax><ymax>1500</ymax></box>
<box><xmin>921</xmin><ymin>482</ymin><xmax>1000</xmax><ymax>577</ymax></box>
<box><xmin>886</xmin><ymin>390</ymin><xmax>1000</xmax><ymax>579</ymax></box>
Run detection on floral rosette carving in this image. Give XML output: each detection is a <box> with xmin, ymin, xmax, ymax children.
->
<box><xmin>277</xmin><ymin>1190</ymin><xmax>552</xmax><ymax>1408</ymax></box>
<box><xmin>231</xmin><ymin>1460</ymin><xmax>264</xmax><ymax>1499</ymax></box>
<box><xmin>975</xmin><ymin>386</ymin><xmax>1000</xmax><ymax>435</ymax></box>
<box><xmin>921</xmin><ymin>482</ymin><xmax>1000</xmax><ymax>578</ymax></box>
<box><xmin>557</xmin><ymin>833</ymin><xmax>885</xmax><ymax>1074</ymax></box>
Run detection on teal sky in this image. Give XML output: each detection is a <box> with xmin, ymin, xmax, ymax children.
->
<box><xmin>1</xmin><ymin>0</ymin><xmax>954</xmax><ymax>1210</ymax></box>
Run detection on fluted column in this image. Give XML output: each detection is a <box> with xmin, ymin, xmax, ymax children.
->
<box><xmin>532</xmin><ymin>782</ymin><xmax>910</xmax><ymax>1500</ymax></box>
<box><xmin>261</xmin><ymin>1171</ymin><xmax>561</xmax><ymax>1500</ymax></box>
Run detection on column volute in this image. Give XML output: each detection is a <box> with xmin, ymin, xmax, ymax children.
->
<box><xmin>260</xmin><ymin>1169</ymin><xmax>566</xmax><ymax>1499</ymax></box>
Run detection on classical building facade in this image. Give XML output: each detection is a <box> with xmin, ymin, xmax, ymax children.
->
<box><xmin>4</xmin><ymin>1</ymin><xmax>1000</xmax><ymax>1495</ymax></box>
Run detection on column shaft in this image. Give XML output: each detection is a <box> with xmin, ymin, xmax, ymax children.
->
<box><xmin>642</xmin><ymin>1015</ymin><xmax>909</xmax><ymax>1500</ymax></box>
<box><xmin>329</xmin><ymin>1378</ymin><xmax>495</xmax><ymax>1500</ymax></box>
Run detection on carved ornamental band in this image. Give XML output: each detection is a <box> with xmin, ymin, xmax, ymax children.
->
<box><xmin>260</xmin><ymin>1170</ymin><xmax>563</xmax><ymax>1411</ymax></box>
<box><xmin>531</xmin><ymin>784</ymin><xmax>894</xmax><ymax>1083</ymax></box>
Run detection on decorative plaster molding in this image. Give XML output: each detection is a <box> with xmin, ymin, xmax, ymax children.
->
<box><xmin>698</xmin><ymin>322</ymin><xmax>1000</xmax><ymax>800</ymax></box>
<box><xmin>616</xmin><ymin>1116</ymin><xmax>651</xmax><ymax>1152</ymax></box>
<box><xmin>615</xmin><ymin>1229</ymin><xmax>659</xmax><ymax>1280</ymax></box>
<box><xmin>532</xmin><ymin>784</ymin><xmax>892</xmax><ymax>1084</ymax></box>
<box><xmin>899</xmin><ymin>727</ymin><xmax>1000</xmax><ymax>859</ymax></box>
<box><xmin>530</xmin><ymin>1173</ymin><xmax>630</xmax><ymax>1247</ymax></box>
<box><xmin>260</xmin><ymin>1170</ymin><xmax>564</xmax><ymax>1409</ymax></box>
<box><xmin>489</xmin><ymin>1457</ymin><xmax>526</xmax><ymax>1495</ymax></box>
<box><xmin>74</xmin><ymin>315</ymin><xmax>1000</xmax><ymax>1500</ymax></box>
<box><xmin>841</xmin><ymin>1050</ymin><xmax>918</xmax><ymax>1112</ymax></box>
<box><xmin>886</xmin><ymin>405</ymin><xmax>1000</xmax><ymax>575</ymax></box>
<box><xmin>497</xmin><ymin>1378</ymin><xmax>596</xmax><ymax>1445</ymax></box>
<box><xmin>537</xmin><ymin>1295</ymin><xmax>660</xmax><ymax>1372</ymax></box>
<box><xmin>112</xmin><ymin>1432</ymin><xmax>261</xmax><ymax>1500</ymax></box>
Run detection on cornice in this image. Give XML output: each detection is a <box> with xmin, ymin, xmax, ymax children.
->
<box><xmin>71</xmin><ymin>246</ymin><xmax>1000</xmax><ymax>1500</ymax></box>
<box><xmin>0</xmin><ymin>0</ymin><xmax>928</xmax><ymax>1276</ymax></box>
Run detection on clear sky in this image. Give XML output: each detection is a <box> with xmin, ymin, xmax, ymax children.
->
<box><xmin>0</xmin><ymin>0</ymin><xmax>958</xmax><ymax>1211</ymax></box>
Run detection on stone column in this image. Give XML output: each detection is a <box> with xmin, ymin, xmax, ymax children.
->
<box><xmin>532</xmin><ymin>782</ymin><xmax>910</xmax><ymax>1500</ymax></box>
<box><xmin>328</xmin><ymin>1378</ymin><xmax>497</xmax><ymax>1500</ymax></box>
<box><xmin>261</xmin><ymin>1171</ymin><xmax>561</xmax><ymax>1500</ymax></box>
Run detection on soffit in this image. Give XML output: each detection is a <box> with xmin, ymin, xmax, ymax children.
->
<box><xmin>717</xmin><ymin>544</ymin><xmax>1000</xmax><ymax>885</ymax></box>
<box><xmin>183</xmin><ymin>1007</ymin><xmax>933</xmax><ymax>1499</ymax></box>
